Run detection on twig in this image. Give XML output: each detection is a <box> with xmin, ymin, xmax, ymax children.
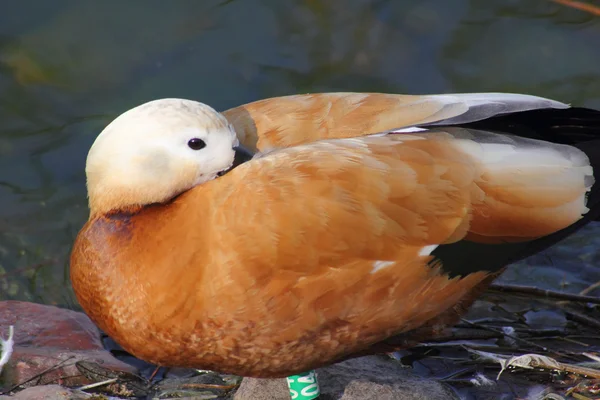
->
<box><xmin>437</xmin><ymin>367</ymin><xmax>478</xmax><ymax>381</ymax></box>
<box><xmin>554</xmin><ymin>362</ymin><xmax>600</xmax><ymax>379</ymax></box>
<box><xmin>513</xmin><ymin>328</ymin><xmax>567</xmax><ymax>337</ymax></box>
<box><xmin>460</xmin><ymin>319</ymin><xmax>580</xmax><ymax>359</ymax></box>
<box><xmin>488</xmin><ymin>284</ymin><xmax>600</xmax><ymax>304</ymax></box>
<box><xmin>148</xmin><ymin>366</ymin><xmax>162</xmax><ymax>382</ymax></box>
<box><xmin>424</xmin><ymin>328</ymin><xmax>503</xmax><ymax>342</ymax></box>
<box><xmin>580</xmin><ymin>279</ymin><xmax>600</xmax><ymax>296</ymax></box>
<box><xmin>457</xmin><ymin>317</ymin><xmax>518</xmax><ymax>325</ymax></box>
<box><xmin>75</xmin><ymin>361</ymin><xmax>147</xmax><ymax>396</ymax></box>
<box><xmin>458</xmin><ymin>344</ymin><xmax>540</xmax><ymax>353</ymax></box>
<box><xmin>468</xmin><ymin>350</ymin><xmax>600</xmax><ymax>380</ymax></box>
<box><xmin>563</xmin><ymin>308</ymin><xmax>600</xmax><ymax>330</ymax></box>
<box><xmin>455</xmin><ymin>324</ymin><xmax>568</xmax><ymax>338</ymax></box>
<box><xmin>78</xmin><ymin>378</ymin><xmax>119</xmax><ymax>391</ymax></box>
<box><xmin>582</xmin><ymin>352</ymin><xmax>600</xmax><ymax>363</ymax></box>
<box><xmin>559</xmin><ymin>336</ymin><xmax>590</xmax><ymax>347</ymax></box>
<box><xmin>551</xmin><ymin>0</ymin><xmax>600</xmax><ymax>16</ymax></box>
<box><xmin>571</xmin><ymin>393</ymin><xmax>594</xmax><ymax>400</ymax></box>
<box><xmin>0</xmin><ymin>260</ymin><xmax>56</xmax><ymax>280</ymax></box>
<box><xmin>181</xmin><ymin>382</ymin><xmax>239</xmax><ymax>390</ymax></box>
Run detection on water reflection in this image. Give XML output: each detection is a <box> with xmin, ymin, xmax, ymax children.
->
<box><xmin>0</xmin><ymin>0</ymin><xmax>598</xmax><ymax>306</ymax></box>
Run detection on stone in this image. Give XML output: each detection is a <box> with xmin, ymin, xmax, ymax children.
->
<box><xmin>0</xmin><ymin>384</ymin><xmax>92</xmax><ymax>399</ymax></box>
<box><xmin>234</xmin><ymin>355</ymin><xmax>458</xmax><ymax>400</ymax></box>
<box><xmin>0</xmin><ymin>301</ymin><xmax>137</xmax><ymax>390</ymax></box>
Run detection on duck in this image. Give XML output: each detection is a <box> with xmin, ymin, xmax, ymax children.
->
<box><xmin>70</xmin><ymin>92</ymin><xmax>600</xmax><ymax>378</ymax></box>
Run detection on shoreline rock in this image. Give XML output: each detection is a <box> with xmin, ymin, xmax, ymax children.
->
<box><xmin>234</xmin><ymin>355</ymin><xmax>458</xmax><ymax>400</ymax></box>
<box><xmin>0</xmin><ymin>301</ymin><xmax>136</xmax><ymax>391</ymax></box>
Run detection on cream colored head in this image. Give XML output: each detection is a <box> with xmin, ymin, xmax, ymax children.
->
<box><xmin>85</xmin><ymin>98</ymin><xmax>240</xmax><ymax>216</ymax></box>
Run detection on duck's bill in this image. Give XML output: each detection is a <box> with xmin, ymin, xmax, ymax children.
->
<box><xmin>217</xmin><ymin>145</ymin><xmax>255</xmax><ymax>177</ymax></box>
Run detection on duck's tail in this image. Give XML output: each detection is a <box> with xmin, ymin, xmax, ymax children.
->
<box><xmin>458</xmin><ymin>106</ymin><xmax>600</xmax><ymax>220</ymax></box>
<box><xmin>421</xmin><ymin>106</ymin><xmax>600</xmax><ymax>278</ymax></box>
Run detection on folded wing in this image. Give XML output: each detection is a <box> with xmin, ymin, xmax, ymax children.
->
<box><xmin>190</xmin><ymin>130</ymin><xmax>591</xmax><ymax>346</ymax></box>
<box><xmin>222</xmin><ymin>92</ymin><xmax>568</xmax><ymax>151</ymax></box>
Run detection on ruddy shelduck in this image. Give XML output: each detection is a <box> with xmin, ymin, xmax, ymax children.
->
<box><xmin>70</xmin><ymin>92</ymin><xmax>600</xmax><ymax>377</ymax></box>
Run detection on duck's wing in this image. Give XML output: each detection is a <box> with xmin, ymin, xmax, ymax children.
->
<box><xmin>192</xmin><ymin>129</ymin><xmax>591</xmax><ymax>343</ymax></box>
<box><xmin>222</xmin><ymin>92</ymin><xmax>568</xmax><ymax>151</ymax></box>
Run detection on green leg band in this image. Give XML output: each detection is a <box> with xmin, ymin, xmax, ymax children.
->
<box><xmin>286</xmin><ymin>370</ymin><xmax>320</xmax><ymax>399</ymax></box>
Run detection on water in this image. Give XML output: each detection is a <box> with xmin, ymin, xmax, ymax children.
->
<box><xmin>0</xmin><ymin>0</ymin><xmax>599</xmax><ymax>312</ymax></box>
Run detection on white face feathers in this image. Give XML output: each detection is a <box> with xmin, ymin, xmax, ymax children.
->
<box><xmin>85</xmin><ymin>98</ymin><xmax>241</xmax><ymax>214</ymax></box>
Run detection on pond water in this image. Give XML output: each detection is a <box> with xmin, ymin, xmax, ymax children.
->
<box><xmin>0</xmin><ymin>0</ymin><xmax>599</xmax><ymax>392</ymax></box>
<box><xmin>1</xmin><ymin>0</ymin><xmax>599</xmax><ymax>306</ymax></box>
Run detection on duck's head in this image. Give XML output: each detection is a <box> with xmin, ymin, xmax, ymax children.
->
<box><xmin>85</xmin><ymin>98</ymin><xmax>253</xmax><ymax>216</ymax></box>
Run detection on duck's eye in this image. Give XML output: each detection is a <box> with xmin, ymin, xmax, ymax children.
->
<box><xmin>188</xmin><ymin>138</ymin><xmax>206</xmax><ymax>150</ymax></box>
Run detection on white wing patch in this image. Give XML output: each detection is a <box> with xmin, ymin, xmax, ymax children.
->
<box><xmin>371</xmin><ymin>260</ymin><xmax>395</xmax><ymax>274</ymax></box>
<box><xmin>390</xmin><ymin>127</ymin><xmax>428</xmax><ymax>133</ymax></box>
<box><xmin>368</xmin><ymin>126</ymin><xmax>428</xmax><ymax>138</ymax></box>
<box><xmin>419</xmin><ymin>245</ymin><xmax>439</xmax><ymax>256</ymax></box>
<box><xmin>371</xmin><ymin>245</ymin><xmax>438</xmax><ymax>274</ymax></box>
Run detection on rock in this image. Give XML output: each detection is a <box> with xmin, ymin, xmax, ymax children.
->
<box><xmin>0</xmin><ymin>385</ymin><xmax>93</xmax><ymax>399</ymax></box>
<box><xmin>234</xmin><ymin>379</ymin><xmax>288</xmax><ymax>400</ymax></box>
<box><xmin>523</xmin><ymin>309</ymin><xmax>567</xmax><ymax>330</ymax></box>
<box><xmin>234</xmin><ymin>355</ymin><xmax>458</xmax><ymax>400</ymax></box>
<box><xmin>0</xmin><ymin>301</ymin><xmax>137</xmax><ymax>389</ymax></box>
<box><xmin>151</xmin><ymin>372</ymin><xmax>242</xmax><ymax>399</ymax></box>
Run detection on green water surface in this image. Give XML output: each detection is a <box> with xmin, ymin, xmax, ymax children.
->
<box><xmin>0</xmin><ymin>0</ymin><xmax>599</xmax><ymax>306</ymax></box>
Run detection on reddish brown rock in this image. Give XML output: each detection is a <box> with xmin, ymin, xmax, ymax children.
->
<box><xmin>0</xmin><ymin>385</ymin><xmax>91</xmax><ymax>400</ymax></box>
<box><xmin>0</xmin><ymin>301</ymin><xmax>137</xmax><ymax>390</ymax></box>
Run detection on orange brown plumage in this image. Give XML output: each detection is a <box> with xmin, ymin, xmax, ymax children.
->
<box><xmin>70</xmin><ymin>93</ymin><xmax>600</xmax><ymax>377</ymax></box>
